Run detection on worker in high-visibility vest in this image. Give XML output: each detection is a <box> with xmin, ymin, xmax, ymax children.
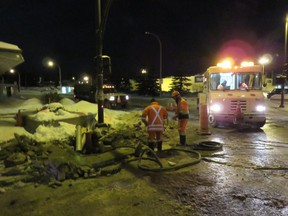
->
<box><xmin>141</xmin><ymin>98</ymin><xmax>168</xmax><ymax>152</ymax></box>
<box><xmin>171</xmin><ymin>90</ymin><xmax>189</xmax><ymax>145</ymax></box>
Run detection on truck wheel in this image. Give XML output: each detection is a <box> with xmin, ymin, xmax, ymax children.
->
<box><xmin>208</xmin><ymin>114</ymin><xmax>218</xmax><ymax>128</ymax></box>
<box><xmin>104</xmin><ymin>100</ymin><xmax>111</xmax><ymax>109</ymax></box>
<box><xmin>121</xmin><ymin>103</ymin><xmax>128</xmax><ymax>109</ymax></box>
<box><xmin>256</xmin><ymin>120</ymin><xmax>266</xmax><ymax>128</ymax></box>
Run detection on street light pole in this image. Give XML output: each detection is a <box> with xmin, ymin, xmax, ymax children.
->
<box><xmin>48</xmin><ymin>60</ymin><xmax>62</xmax><ymax>89</ymax></box>
<box><xmin>280</xmin><ymin>13</ymin><xmax>288</xmax><ymax>108</ymax></box>
<box><xmin>10</xmin><ymin>69</ymin><xmax>21</xmax><ymax>92</ymax></box>
<box><xmin>57</xmin><ymin>65</ymin><xmax>62</xmax><ymax>89</ymax></box>
<box><xmin>259</xmin><ymin>56</ymin><xmax>270</xmax><ymax>91</ymax></box>
<box><xmin>285</xmin><ymin>13</ymin><xmax>288</xmax><ymax>65</ymax></box>
<box><xmin>18</xmin><ymin>71</ymin><xmax>21</xmax><ymax>92</ymax></box>
<box><xmin>145</xmin><ymin>32</ymin><xmax>162</xmax><ymax>97</ymax></box>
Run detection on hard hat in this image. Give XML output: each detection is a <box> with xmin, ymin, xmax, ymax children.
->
<box><xmin>171</xmin><ymin>90</ymin><xmax>180</xmax><ymax>97</ymax></box>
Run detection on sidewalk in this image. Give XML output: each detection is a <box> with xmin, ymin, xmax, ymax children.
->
<box><xmin>266</xmin><ymin>99</ymin><xmax>288</xmax><ymax>113</ymax></box>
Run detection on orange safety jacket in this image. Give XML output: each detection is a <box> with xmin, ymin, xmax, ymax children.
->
<box><xmin>176</xmin><ymin>98</ymin><xmax>189</xmax><ymax>119</ymax></box>
<box><xmin>141</xmin><ymin>102</ymin><xmax>168</xmax><ymax>131</ymax></box>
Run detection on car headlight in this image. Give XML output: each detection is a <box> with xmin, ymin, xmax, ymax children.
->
<box><xmin>256</xmin><ymin>105</ymin><xmax>266</xmax><ymax>112</ymax></box>
<box><xmin>109</xmin><ymin>96</ymin><xmax>115</xmax><ymax>101</ymax></box>
<box><xmin>210</xmin><ymin>103</ymin><xmax>222</xmax><ymax>112</ymax></box>
<box><xmin>125</xmin><ymin>95</ymin><xmax>129</xmax><ymax>100</ymax></box>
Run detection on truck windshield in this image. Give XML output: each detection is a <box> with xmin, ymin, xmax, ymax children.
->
<box><xmin>209</xmin><ymin>72</ymin><xmax>262</xmax><ymax>91</ymax></box>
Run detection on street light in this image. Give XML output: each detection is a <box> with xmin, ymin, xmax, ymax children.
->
<box><xmin>141</xmin><ymin>68</ymin><xmax>147</xmax><ymax>75</ymax></box>
<box><xmin>10</xmin><ymin>69</ymin><xmax>21</xmax><ymax>92</ymax></box>
<box><xmin>258</xmin><ymin>56</ymin><xmax>270</xmax><ymax>76</ymax></box>
<box><xmin>145</xmin><ymin>31</ymin><xmax>162</xmax><ymax>97</ymax></box>
<box><xmin>83</xmin><ymin>76</ymin><xmax>89</xmax><ymax>84</ymax></box>
<box><xmin>47</xmin><ymin>60</ymin><xmax>62</xmax><ymax>88</ymax></box>
<box><xmin>259</xmin><ymin>55</ymin><xmax>272</xmax><ymax>92</ymax></box>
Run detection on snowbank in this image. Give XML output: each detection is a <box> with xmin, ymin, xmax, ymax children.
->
<box><xmin>0</xmin><ymin>97</ymin><xmax>141</xmax><ymax>144</ymax></box>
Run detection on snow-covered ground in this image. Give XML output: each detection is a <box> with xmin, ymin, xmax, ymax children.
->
<box><xmin>0</xmin><ymin>96</ymin><xmax>138</xmax><ymax>144</ymax></box>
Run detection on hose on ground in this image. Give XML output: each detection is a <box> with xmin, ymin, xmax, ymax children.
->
<box><xmin>137</xmin><ymin>147</ymin><xmax>201</xmax><ymax>172</ymax></box>
<box><xmin>79</xmin><ymin>141</ymin><xmax>221</xmax><ymax>172</ymax></box>
<box><xmin>189</xmin><ymin>141</ymin><xmax>223</xmax><ymax>151</ymax></box>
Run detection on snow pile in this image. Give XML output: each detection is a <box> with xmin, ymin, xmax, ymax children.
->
<box><xmin>31</xmin><ymin>104</ymin><xmax>79</xmax><ymax>122</ymax></box>
<box><xmin>0</xmin><ymin>98</ymin><xmax>43</xmax><ymax>115</ymax></box>
<box><xmin>20</xmin><ymin>98</ymin><xmax>43</xmax><ymax>110</ymax></box>
<box><xmin>59</xmin><ymin>98</ymin><xmax>76</xmax><ymax>106</ymax></box>
<box><xmin>0</xmin><ymin>97</ymin><xmax>141</xmax><ymax>144</ymax></box>
<box><xmin>30</xmin><ymin>107</ymin><xmax>80</xmax><ymax>121</ymax></box>
<box><xmin>33</xmin><ymin>122</ymin><xmax>76</xmax><ymax>143</ymax></box>
<box><xmin>65</xmin><ymin>100</ymin><xmax>98</xmax><ymax>114</ymax></box>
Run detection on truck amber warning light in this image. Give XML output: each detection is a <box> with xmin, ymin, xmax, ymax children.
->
<box><xmin>103</xmin><ymin>84</ymin><xmax>114</xmax><ymax>89</ymax></box>
<box><xmin>216</xmin><ymin>59</ymin><xmax>255</xmax><ymax>68</ymax></box>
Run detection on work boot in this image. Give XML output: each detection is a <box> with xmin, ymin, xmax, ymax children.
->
<box><xmin>180</xmin><ymin>135</ymin><xmax>186</xmax><ymax>145</ymax></box>
<box><xmin>146</xmin><ymin>142</ymin><xmax>155</xmax><ymax>157</ymax></box>
<box><xmin>148</xmin><ymin>142</ymin><xmax>155</xmax><ymax>151</ymax></box>
<box><xmin>157</xmin><ymin>141</ymin><xmax>162</xmax><ymax>151</ymax></box>
<box><xmin>156</xmin><ymin>141</ymin><xmax>166</xmax><ymax>158</ymax></box>
<box><xmin>134</xmin><ymin>144</ymin><xmax>143</xmax><ymax>157</ymax></box>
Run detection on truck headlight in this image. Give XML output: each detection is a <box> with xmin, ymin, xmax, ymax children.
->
<box><xmin>256</xmin><ymin>105</ymin><xmax>266</xmax><ymax>112</ymax></box>
<box><xmin>109</xmin><ymin>96</ymin><xmax>115</xmax><ymax>101</ymax></box>
<box><xmin>210</xmin><ymin>103</ymin><xmax>221</xmax><ymax>112</ymax></box>
<box><xmin>125</xmin><ymin>95</ymin><xmax>129</xmax><ymax>100</ymax></box>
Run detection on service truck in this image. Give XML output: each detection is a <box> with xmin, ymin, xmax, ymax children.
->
<box><xmin>201</xmin><ymin>61</ymin><xmax>266</xmax><ymax>128</ymax></box>
<box><xmin>74</xmin><ymin>83</ymin><xmax>129</xmax><ymax>109</ymax></box>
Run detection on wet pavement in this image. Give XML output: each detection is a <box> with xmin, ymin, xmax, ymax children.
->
<box><xmin>174</xmin><ymin>99</ymin><xmax>288</xmax><ymax>215</ymax></box>
<box><xmin>0</xmin><ymin>95</ymin><xmax>288</xmax><ymax>216</ymax></box>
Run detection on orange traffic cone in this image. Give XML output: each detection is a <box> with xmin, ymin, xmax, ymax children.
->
<box><xmin>198</xmin><ymin>104</ymin><xmax>211</xmax><ymax>135</ymax></box>
<box><xmin>16</xmin><ymin>109</ymin><xmax>23</xmax><ymax>127</ymax></box>
<box><xmin>167</xmin><ymin>102</ymin><xmax>174</xmax><ymax>111</ymax></box>
<box><xmin>173</xmin><ymin>104</ymin><xmax>177</xmax><ymax>111</ymax></box>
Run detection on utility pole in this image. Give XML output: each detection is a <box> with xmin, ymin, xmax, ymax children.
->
<box><xmin>96</xmin><ymin>0</ymin><xmax>104</xmax><ymax>124</ymax></box>
<box><xmin>280</xmin><ymin>13</ymin><xmax>288</xmax><ymax>108</ymax></box>
<box><xmin>95</xmin><ymin>0</ymin><xmax>113</xmax><ymax>123</ymax></box>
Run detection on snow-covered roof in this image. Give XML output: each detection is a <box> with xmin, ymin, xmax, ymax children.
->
<box><xmin>0</xmin><ymin>41</ymin><xmax>24</xmax><ymax>75</ymax></box>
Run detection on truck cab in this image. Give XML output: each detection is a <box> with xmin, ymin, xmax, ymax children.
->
<box><xmin>202</xmin><ymin>61</ymin><xmax>266</xmax><ymax>128</ymax></box>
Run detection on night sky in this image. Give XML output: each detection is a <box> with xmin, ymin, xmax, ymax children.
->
<box><xmin>1</xmin><ymin>0</ymin><xmax>288</xmax><ymax>85</ymax></box>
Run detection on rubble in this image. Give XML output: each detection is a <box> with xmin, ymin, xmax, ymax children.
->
<box><xmin>0</xmin><ymin>99</ymin><xmax>177</xmax><ymax>187</ymax></box>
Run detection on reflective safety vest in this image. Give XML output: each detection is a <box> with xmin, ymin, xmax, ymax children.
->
<box><xmin>176</xmin><ymin>98</ymin><xmax>189</xmax><ymax>119</ymax></box>
<box><xmin>141</xmin><ymin>102</ymin><xmax>168</xmax><ymax>131</ymax></box>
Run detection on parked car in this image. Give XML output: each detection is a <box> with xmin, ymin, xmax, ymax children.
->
<box><xmin>267</xmin><ymin>88</ymin><xmax>288</xmax><ymax>99</ymax></box>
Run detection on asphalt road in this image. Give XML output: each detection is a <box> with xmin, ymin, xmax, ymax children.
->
<box><xmin>2</xmin><ymin>90</ymin><xmax>288</xmax><ymax>215</ymax></box>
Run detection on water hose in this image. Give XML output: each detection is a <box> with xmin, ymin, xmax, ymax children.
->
<box><xmin>137</xmin><ymin>148</ymin><xmax>201</xmax><ymax>172</ymax></box>
<box><xmin>189</xmin><ymin>141</ymin><xmax>223</xmax><ymax>151</ymax></box>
